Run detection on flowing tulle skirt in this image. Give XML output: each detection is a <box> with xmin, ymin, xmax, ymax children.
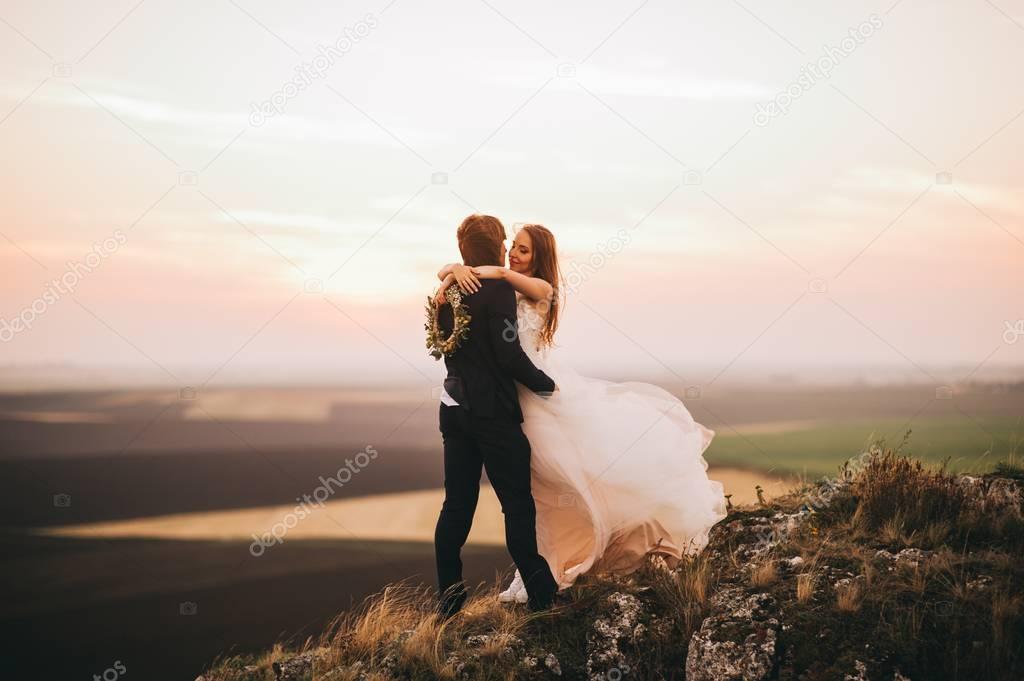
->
<box><xmin>517</xmin><ymin>356</ymin><xmax>727</xmax><ymax>588</ymax></box>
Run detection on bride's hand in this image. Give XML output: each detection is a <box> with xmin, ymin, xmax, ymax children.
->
<box><xmin>452</xmin><ymin>264</ymin><xmax>482</xmax><ymax>294</ymax></box>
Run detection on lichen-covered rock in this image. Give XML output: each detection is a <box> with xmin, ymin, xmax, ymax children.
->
<box><xmin>802</xmin><ymin>477</ymin><xmax>852</xmax><ymax>510</ymax></box>
<box><xmin>322</xmin><ymin>660</ymin><xmax>365</xmax><ymax>680</ymax></box>
<box><xmin>466</xmin><ymin>631</ymin><xmax>523</xmax><ymax>656</ymax></box>
<box><xmin>446</xmin><ymin>632</ymin><xmax>527</xmax><ymax>680</ymax></box>
<box><xmin>957</xmin><ymin>476</ymin><xmax>1023</xmax><ymax>518</ymax></box>
<box><xmin>272</xmin><ymin>651</ymin><xmax>319</xmax><ymax>681</ymax></box>
<box><xmin>586</xmin><ymin>592</ymin><xmax>643</xmax><ymax>681</ymax></box>
<box><xmin>967</xmin><ymin>575</ymin><xmax>993</xmax><ymax>592</ymax></box>
<box><xmin>685</xmin><ymin>588</ymin><xmax>779</xmax><ymax>681</ymax></box>
<box><xmin>844</xmin><ymin>659</ymin><xmax>869</xmax><ymax>681</ymax></box>
<box><xmin>833</xmin><ymin>574</ymin><xmax>867</xmax><ymax>592</ymax></box>
<box><xmin>874</xmin><ymin>548</ymin><xmax>932</xmax><ymax>571</ymax></box>
<box><xmin>710</xmin><ymin>509</ymin><xmax>811</xmax><ymax>566</ymax></box>
<box><xmin>517</xmin><ymin>648</ymin><xmax>563</xmax><ymax>677</ymax></box>
<box><xmin>893</xmin><ymin>548</ymin><xmax>930</xmax><ymax>568</ymax></box>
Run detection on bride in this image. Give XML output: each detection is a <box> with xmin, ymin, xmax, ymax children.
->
<box><xmin>436</xmin><ymin>224</ymin><xmax>727</xmax><ymax>602</ymax></box>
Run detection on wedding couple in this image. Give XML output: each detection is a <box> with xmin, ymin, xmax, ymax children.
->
<box><xmin>431</xmin><ymin>214</ymin><xmax>727</xmax><ymax>617</ymax></box>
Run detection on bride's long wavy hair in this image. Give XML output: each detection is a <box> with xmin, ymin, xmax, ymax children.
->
<box><xmin>519</xmin><ymin>223</ymin><xmax>561</xmax><ymax>347</ymax></box>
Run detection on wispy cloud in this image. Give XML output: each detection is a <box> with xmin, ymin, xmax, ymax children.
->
<box><xmin>0</xmin><ymin>81</ymin><xmax>448</xmax><ymax>152</ymax></box>
<box><xmin>573</xmin><ymin>64</ymin><xmax>773</xmax><ymax>100</ymax></box>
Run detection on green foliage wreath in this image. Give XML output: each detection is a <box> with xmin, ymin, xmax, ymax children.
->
<box><xmin>425</xmin><ymin>287</ymin><xmax>471</xmax><ymax>360</ymax></box>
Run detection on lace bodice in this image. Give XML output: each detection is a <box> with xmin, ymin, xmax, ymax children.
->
<box><xmin>516</xmin><ymin>294</ymin><xmax>549</xmax><ymax>363</ymax></box>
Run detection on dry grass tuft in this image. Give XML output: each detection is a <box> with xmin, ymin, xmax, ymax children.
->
<box><xmin>750</xmin><ymin>561</ymin><xmax>778</xmax><ymax>588</ymax></box>
<box><xmin>677</xmin><ymin>554</ymin><xmax>713</xmax><ymax>608</ymax></box>
<box><xmin>879</xmin><ymin>512</ymin><xmax>907</xmax><ymax>546</ymax></box>
<box><xmin>646</xmin><ymin>552</ymin><xmax>714</xmax><ymax>639</ymax></box>
<box><xmin>314</xmin><ymin>580</ymin><xmax>543</xmax><ymax>680</ymax></box>
<box><xmin>921</xmin><ymin>520</ymin><xmax>952</xmax><ymax>547</ymax></box>
<box><xmin>835</xmin><ymin>580</ymin><xmax>864</xmax><ymax>612</ymax></box>
<box><xmin>796</xmin><ymin>573</ymin><xmax>817</xmax><ymax>603</ymax></box>
<box><xmin>824</xmin><ymin>442</ymin><xmax>1024</xmax><ymax>554</ymax></box>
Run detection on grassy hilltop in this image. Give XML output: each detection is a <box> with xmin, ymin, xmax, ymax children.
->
<box><xmin>199</xmin><ymin>441</ymin><xmax>1024</xmax><ymax>681</ymax></box>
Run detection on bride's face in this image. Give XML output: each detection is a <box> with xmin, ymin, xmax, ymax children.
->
<box><xmin>509</xmin><ymin>231</ymin><xmax>534</xmax><ymax>274</ymax></box>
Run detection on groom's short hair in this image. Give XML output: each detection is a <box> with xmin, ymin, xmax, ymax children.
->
<box><xmin>457</xmin><ymin>214</ymin><xmax>506</xmax><ymax>266</ymax></box>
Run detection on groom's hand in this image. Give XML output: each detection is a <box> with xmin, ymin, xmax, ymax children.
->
<box><xmin>435</xmin><ymin>273</ymin><xmax>457</xmax><ymax>304</ymax></box>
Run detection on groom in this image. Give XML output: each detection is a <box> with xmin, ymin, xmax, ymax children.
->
<box><xmin>434</xmin><ymin>214</ymin><xmax>559</xmax><ymax>617</ymax></box>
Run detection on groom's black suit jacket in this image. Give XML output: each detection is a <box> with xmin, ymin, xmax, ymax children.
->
<box><xmin>438</xmin><ymin>279</ymin><xmax>554</xmax><ymax>422</ymax></box>
<box><xmin>435</xmin><ymin>278</ymin><xmax>559</xmax><ymax>612</ymax></box>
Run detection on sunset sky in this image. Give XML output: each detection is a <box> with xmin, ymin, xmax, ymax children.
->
<box><xmin>1</xmin><ymin>0</ymin><xmax>1022</xmax><ymax>388</ymax></box>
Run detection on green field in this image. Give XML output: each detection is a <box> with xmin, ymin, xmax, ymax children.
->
<box><xmin>708</xmin><ymin>416</ymin><xmax>1023</xmax><ymax>479</ymax></box>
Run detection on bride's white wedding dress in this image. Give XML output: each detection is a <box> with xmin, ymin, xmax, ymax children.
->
<box><xmin>504</xmin><ymin>294</ymin><xmax>727</xmax><ymax>595</ymax></box>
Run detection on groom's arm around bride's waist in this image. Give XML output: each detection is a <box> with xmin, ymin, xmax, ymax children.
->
<box><xmin>487</xmin><ymin>283</ymin><xmax>556</xmax><ymax>395</ymax></box>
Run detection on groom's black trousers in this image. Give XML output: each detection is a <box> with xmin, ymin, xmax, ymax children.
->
<box><xmin>434</xmin><ymin>404</ymin><xmax>557</xmax><ymax>611</ymax></box>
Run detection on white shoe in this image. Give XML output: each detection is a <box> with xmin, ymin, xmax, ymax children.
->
<box><xmin>498</xmin><ymin>570</ymin><xmax>529</xmax><ymax>604</ymax></box>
